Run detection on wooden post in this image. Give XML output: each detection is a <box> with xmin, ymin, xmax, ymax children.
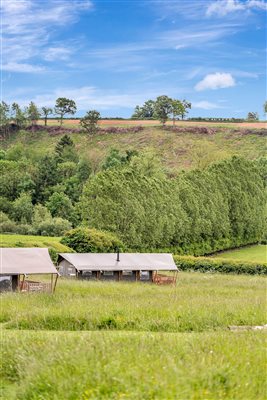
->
<box><xmin>20</xmin><ymin>274</ymin><xmax>25</xmax><ymax>292</ymax></box>
<box><xmin>51</xmin><ymin>273</ymin><xmax>54</xmax><ymax>293</ymax></box>
<box><xmin>53</xmin><ymin>274</ymin><xmax>58</xmax><ymax>294</ymax></box>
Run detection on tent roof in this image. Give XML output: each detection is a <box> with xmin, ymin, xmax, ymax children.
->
<box><xmin>58</xmin><ymin>253</ymin><xmax>177</xmax><ymax>271</ymax></box>
<box><xmin>0</xmin><ymin>248</ymin><xmax>59</xmax><ymax>275</ymax></box>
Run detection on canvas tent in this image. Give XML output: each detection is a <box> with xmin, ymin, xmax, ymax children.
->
<box><xmin>58</xmin><ymin>252</ymin><xmax>178</xmax><ymax>284</ymax></box>
<box><xmin>0</xmin><ymin>248</ymin><xmax>59</xmax><ymax>293</ymax></box>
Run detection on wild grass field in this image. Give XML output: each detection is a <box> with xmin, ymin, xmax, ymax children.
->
<box><xmin>1</xmin><ymin>330</ymin><xmax>266</xmax><ymax>400</ymax></box>
<box><xmin>1</xmin><ymin>274</ymin><xmax>266</xmax><ymax>399</ymax></box>
<box><xmin>1</xmin><ymin>125</ymin><xmax>266</xmax><ymax>171</ymax></box>
<box><xmin>0</xmin><ymin>234</ymin><xmax>70</xmax><ymax>253</ymax></box>
<box><xmin>212</xmin><ymin>245</ymin><xmax>266</xmax><ymax>264</ymax></box>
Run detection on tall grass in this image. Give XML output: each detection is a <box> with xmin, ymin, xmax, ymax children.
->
<box><xmin>1</xmin><ymin>330</ymin><xmax>266</xmax><ymax>400</ymax></box>
<box><xmin>1</xmin><ymin>273</ymin><xmax>266</xmax><ymax>332</ymax></box>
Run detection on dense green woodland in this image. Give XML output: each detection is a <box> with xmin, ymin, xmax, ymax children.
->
<box><xmin>0</xmin><ymin>132</ymin><xmax>265</xmax><ymax>255</ymax></box>
<box><xmin>80</xmin><ymin>157</ymin><xmax>265</xmax><ymax>255</ymax></box>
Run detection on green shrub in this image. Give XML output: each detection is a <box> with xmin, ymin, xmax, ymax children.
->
<box><xmin>0</xmin><ymin>212</ymin><xmax>18</xmax><ymax>233</ymax></box>
<box><xmin>37</xmin><ymin>217</ymin><xmax>72</xmax><ymax>237</ymax></box>
<box><xmin>174</xmin><ymin>255</ymin><xmax>267</xmax><ymax>275</ymax></box>
<box><xmin>61</xmin><ymin>227</ymin><xmax>124</xmax><ymax>252</ymax></box>
<box><xmin>48</xmin><ymin>247</ymin><xmax>59</xmax><ymax>263</ymax></box>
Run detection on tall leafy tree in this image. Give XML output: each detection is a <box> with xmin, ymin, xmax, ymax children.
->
<box><xmin>170</xmin><ymin>99</ymin><xmax>184</xmax><ymax>125</ymax></box>
<box><xmin>11</xmin><ymin>103</ymin><xmax>27</xmax><ymax>129</ymax></box>
<box><xmin>180</xmin><ymin>100</ymin><xmax>191</xmax><ymax>120</ymax></box>
<box><xmin>0</xmin><ymin>101</ymin><xmax>10</xmax><ymax>135</ymax></box>
<box><xmin>27</xmin><ymin>101</ymin><xmax>40</xmax><ymax>128</ymax></box>
<box><xmin>34</xmin><ymin>155</ymin><xmax>59</xmax><ymax>202</ymax></box>
<box><xmin>54</xmin><ymin>98</ymin><xmax>77</xmax><ymax>126</ymax></box>
<box><xmin>80</xmin><ymin>110</ymin><xmax>100</xmax><ymax>134</ymax></box>
<box><xmin>41</xmin><ymin>107</ymin><xmax>53</xmax><ymax>126</ymax></box>
<box><xmin>46</xmin><ymin>192</ymin><xmax>74</xmax><ymax>221</ymax></box>
<box><xmin>55</xmin><ymin>134</ymin><xmax>78</xmax><ymax>163</ymax></box>
<box><xmin>12</xmin><ymin>192</ymin><xmax>33</xmax><ymax>223</ymax></box>
<box><xmin>154</xmin><ymin>95</ymin><xmax>173</xmax><ymax>125</ymax></box>
<box><xmin>80</xmin><ymin>157</ymin><xmax>265</xmax><ymax>255</ymax></box>
<box><xmin>131</xmin><ymin>100</ymin><xmax>155</xmax><ymax>119</ymax></box>
<box><xmin>247</xmin><ymin>112</ymin><xmax>259</xmax><ymax>121</ymax></box>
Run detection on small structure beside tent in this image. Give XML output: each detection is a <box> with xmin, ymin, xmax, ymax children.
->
<box><xmin>58</xmin><ymin>252</ymin><xmax>178</xmax><ymax>284</ymax></box>
<box><xmin>0</xmin><ymin>248</ymin><xmax>59</xmax><ymax>293</ymax></box>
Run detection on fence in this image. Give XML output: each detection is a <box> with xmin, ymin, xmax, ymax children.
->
<box><xmin>20</xmin><ymin>280</ymin><xmax>52</xmax><ymax>293</ymax></box>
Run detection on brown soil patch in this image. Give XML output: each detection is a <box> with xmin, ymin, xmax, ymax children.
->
<box><xmin>54</xmin><ymin>119</ymin><xmax>266</xmax><ymax>129</ymax></box>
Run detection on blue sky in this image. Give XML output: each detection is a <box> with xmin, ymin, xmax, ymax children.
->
<box><xmin>1</xmin><ymin>0</ymin><xmax>266</xmax><ymax>118</ymax></box>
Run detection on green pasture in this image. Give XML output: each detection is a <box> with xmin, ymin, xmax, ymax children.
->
<box><xmin>1</xmin><ymin>330</ymin><xmax>266</xmax><ymax>400</ymax></box>
<box><xmin>212</xmin><ymin>245</ymin><xmax>266</xmax><ymax>264</ymax></box>
<box><xmin>0</xmin><ymin>234</ymin><xmax>70</xmax><ymax>252</ymax></box>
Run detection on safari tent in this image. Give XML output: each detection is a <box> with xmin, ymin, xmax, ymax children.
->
<box><xmin>0</xmin><ymin>248</ymin><xmax>59</xmax><ymax>293</ymax></box>
<box><xmin>58</xmin><ymin>252</ymin><xmax>178</xmax><ymax>284</ymax></box>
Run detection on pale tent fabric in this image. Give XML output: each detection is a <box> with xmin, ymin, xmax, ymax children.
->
<box><xmin>58</xmin><ymin>253</ymin><xmax>177</xmax><ymax>271</ymax></box>
<box><xmin>0</xmin><ymin>248</ymin><xmax>59</xmax><ymax>275</ymax></box>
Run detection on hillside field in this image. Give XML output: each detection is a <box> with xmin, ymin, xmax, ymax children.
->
<box><xmin>1</xmin><ymin>124</ymin><xmax>266</xmax><ymax>171</ymax></box>
<box><xmin>0</xmin><ymin>234</ymin><xmax>70</xmax><ymax>253</ymax></box>
<box><xmin>213</xmin><ymin>245</ymin><xmax>266</xmax><ymax>264</ymax></box>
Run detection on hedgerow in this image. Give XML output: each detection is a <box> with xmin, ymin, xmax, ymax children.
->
<box><xmin>173</xmin><ymin>255</ymin><xmax>267</xmax><ymax>275</ymax></box>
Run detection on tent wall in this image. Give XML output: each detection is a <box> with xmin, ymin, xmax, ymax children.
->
<box><xmin>58</xmin><ymin>260</ymin><xmax>77</xmax><ymax>278</ymax></box>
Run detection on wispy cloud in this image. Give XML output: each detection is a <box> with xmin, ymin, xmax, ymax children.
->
<box><xmin>193</xmin><ymin>101</ymin><xmax>222</xmax><ymax>110</ymax></box>
<box><xmin>151</xmin><ymin>1</ymin><xmax>211</xmax><ymax>20</ymax></box>
<box><xmin>195</xmin><ymin>73</ymin><xmax>236</xmax><ymax>91</ymax></box>
<box><xmin>1</xmin><ymin>0</ymin><xmax>93</xmax><ymax>72</ymax></box>
<box><xmin>83</xmin><ymin>23</ymin><xmax>239</xmax><ymax>73</ymax></box>
<box><xmin>7</xmin><ymin>85</ymin><xmax>193</xmax><ymax>112</ymax></box>
<box><xmin>44</xmin><ymin>47</ymin><xmax>73</xmax><ymax>62</ymax></box>
<box><xmin>1</xmin><ymin>62</ymin><xmax>45</xmax><ymax>73</ymax></box>
<box><xmin>7</xmin><ymin>86</ymin><xmax>153</xmax><ymax>111</ymax></box>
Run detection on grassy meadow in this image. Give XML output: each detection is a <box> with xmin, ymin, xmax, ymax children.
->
<box><xmin>1</xmin><ymin>330</ymin><xmax>266</xmax><ymax>400</ymax></box>
<box><xmin>212</xmin><ymin>245</ymin><xmax>266</xmax><ymax>264</ymax></box>
<box><xmin>1</xmin><ymin>274</ymin><xmax>266</xmax><ymax>399</ymax></box>
<box><xmin>1</xmin><ymin>274</ymin><xmax>266</xmax><ymax>331</ymax></box>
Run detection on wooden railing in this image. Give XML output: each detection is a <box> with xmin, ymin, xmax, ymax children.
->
<box><xmin>20</xmin><ymin>280</ymin><xmax>52</xmax><ymax>293</ymax></box>
<box><xmin>153</xmin><ymin>273</ymin><xmax>177</xmax><ymax>285</ymax></box>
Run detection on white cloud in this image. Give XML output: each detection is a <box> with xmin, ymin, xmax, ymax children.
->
<box><xmin>192</xmin><ymin>101</ymin><xmax>222</xmax><ymax>110</ymax></box>
<box><xmin>206</xmin><ymin>0</ymin><xmax>267</xmax><ymax>17</ymax></box>
<box><xmin>10</xmin><ymin>86</ymin><xmax>151</xmax><ymax>110</ymax></box>
<box><xmin>195</xmin><ymin>72</ymin><xmax>236</xmax><ymax>91</ymax></box>
<box><xmin>1</xmin><ymin>62</ymin><xmax>45</xmax><ymax>73</ymax></box>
